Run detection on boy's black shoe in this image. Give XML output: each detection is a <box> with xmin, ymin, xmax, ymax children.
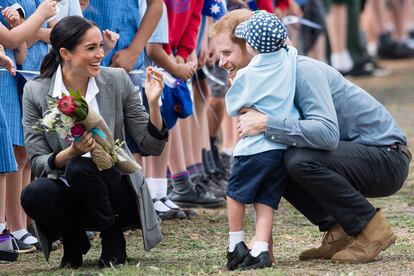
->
<box><xmin>226</xmin><ymin>241</ymin><xmax>249</xmax><ymax>270</ymax></box>
<box><xmin>239</xmin><ymin>251</ymin><xmax>272</xmax><ymax>270</ymax></box>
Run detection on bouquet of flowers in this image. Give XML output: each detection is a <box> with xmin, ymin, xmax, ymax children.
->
<box><xmin>34</xmin><ymin>88</ymin><xmax>140</xmax><ymax>174</ymax></box>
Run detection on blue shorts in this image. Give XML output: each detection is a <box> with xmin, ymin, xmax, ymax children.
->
<box><xmin>226</xmin><ymin>150</ymin><xmax>287</xmax><ymax>209</ymax></box>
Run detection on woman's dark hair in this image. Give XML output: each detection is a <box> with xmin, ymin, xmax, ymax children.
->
<box><xmin>40</xmin><ymin>16</ymin><xmax>97</xmax><ymax>79</ymax></box>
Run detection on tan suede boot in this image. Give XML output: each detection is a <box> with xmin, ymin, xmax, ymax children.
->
<box><xmin>299</xmin><ymin>224</ymin><xmax>352</xmax><ymax>261</ymax></box>
<box><xmin>331</xmin><ymin>210</ymin><xmax>397</xmax><ymax>263</ymax></box>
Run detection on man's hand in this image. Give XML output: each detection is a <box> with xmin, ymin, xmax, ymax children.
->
<box><xmin>237</xmin><ymin>108</ymin><xmax>267</xmax><ymax>137</ymax></box>
<box><xmin>110</xmin><ymin>47</ymin><xmax>138</xmax><ymax>72</ymax></box>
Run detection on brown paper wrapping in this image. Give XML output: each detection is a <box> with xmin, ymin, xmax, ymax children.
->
<box><xmin>81</xmin><ymin>110</ymin><xmax>139</xmax><ymax>174</ymax></box>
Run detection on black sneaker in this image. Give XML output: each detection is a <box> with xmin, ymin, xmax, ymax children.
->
<box><xmin>226</xmin><ymin>241</ymin><xmax>249</xmax><ymax>271</ymax></box>
<box><xmin>169</xmin><ymin>183</ymin><xmax>225</xmax><ymax>208</ymax></box>
<box><xmin>192</xmin><ymin>174</ymin><xmax>226</xmax><ymax>199</ymax></box>
<box><xmin>239</xmin><ymin>251</ymin><xmax>272</xmax><ymax>270</ymax></box>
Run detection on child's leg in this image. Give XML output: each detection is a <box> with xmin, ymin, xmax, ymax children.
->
<box><xmin>251</xmin><ymin>203</ymin><xmax>273</xmax><ymax>256</ymax></box>
<box><xmin>227</xmin><ymin>196</ymin><xmax>245</xmax><ymax>251</ymax></box>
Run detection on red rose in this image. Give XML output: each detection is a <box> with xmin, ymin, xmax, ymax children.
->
<box><xmin>58</xmin><ymin>95</ymin><xmax>76</xmax><ymax>116</ymax></box>
<box><xmin>71</xmin><ymin>123</ymin><xmax>86</xmax><ymax>138</ymax></box>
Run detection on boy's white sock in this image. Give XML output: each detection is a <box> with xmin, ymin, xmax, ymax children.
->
<box><xmin>0</xmin><ymin>223</ymin><xmax>6</xmax><ymax>233</ymax></box>
<box><xmin>228</xmin><ymin>230</ymin><xmax>244</xmax><ymax>252</ymax></box>
<box><xmin>11</xmin><ymin>229</ymin><xmax>38</xmax><ymax>245</ymax></box>
<box><xmin>251</xmin><ymin>241</ymin><xmax>268</xmax><ymax>257</ymax></box>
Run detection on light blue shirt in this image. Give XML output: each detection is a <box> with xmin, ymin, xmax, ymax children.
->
<box><xmin>226</xmin><ymin>46</ymin><xmax>300</xmax><ymax>156</ymax></box>
<box><xmin>266</xmin><ymin>56</ymin><xmax>407</xmax><ymax>149</ymax></box>
<box><xmin>56</xmin><ymin>0</ymin><xmax>83</xmax><ymax>21</ymax></box>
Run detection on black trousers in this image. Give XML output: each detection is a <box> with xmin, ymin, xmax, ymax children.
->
<box><xmin>283</xmin><ymin>141</ymin><xmax>410</xmax><ymax>235</ymax></box>
<box><xmin>21</xmin><ymin>157</ymin><xmax>139</xmax><ymax>251</ymax></box>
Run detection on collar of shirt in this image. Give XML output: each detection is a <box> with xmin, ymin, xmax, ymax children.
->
<box><xmin>53</xmin><ymin>65</ymin><xmax>100</xmax><ymax>114</ymax></box>
<box><xmin>246</xmin><ymin>46</ymin><xmax>297</xmax><ymax>68</ymax></box>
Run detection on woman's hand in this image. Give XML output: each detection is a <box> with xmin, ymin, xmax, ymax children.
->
<box><xmin>35</xmin><ymin>0</ymin><xmax>58</xmax><ymax>21</ymax></box>
<box><xmin>144</xmin><ymin>67</ymin><xmax>164</xmax><ymax>105</ymax></box>
<box><xmin>69</xmin><ymin>132</ymin><xmax>96</xmax><ymax>156</ymax></box>
<box><xmin>54</xmin><ymin>132</ymin><xmax>96</xmax><ymax>169</ymax></box>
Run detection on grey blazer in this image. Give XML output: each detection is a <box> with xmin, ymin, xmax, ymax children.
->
<box><xmin>22</xmin><ymin>67</ymin><xmax>166</xmax><ymax>253</ymax></box>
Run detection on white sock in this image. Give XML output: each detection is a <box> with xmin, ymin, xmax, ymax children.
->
<box><xmin>251</xmin><ymin>241</ymin><xmax>268</xmax><ymax>257</ymax></box>
<box><xmin>147</xmin><ymin>178</ymin><xmax>163</xmax><ymax>199</ymax></box>
<box><xmin>330</xmin><ymin>51</ymin><xmax>353</xmax><ymax>72</ymax></box>
<box><xmin>341</xmin><ymin>51</ymin><xmax>354</xmax><ymax>72</ymax></box>
<box><xmin>153</xmin><ymin>178</ymin><xmax>168</xmax><ymax>199</ymax></box>
<box><xmin>330</xmin><ymin>52</ymin><xmax>343</xmax><ymax>71</ymax></box>
<box><xmin>228</xmin><ymin>230</ymin><xmax>244</xmax><ymax>252</ymax></box>
<box><xmin>11</xmin><ymin>229</ymin><xmax>38</xmax><ymax>245</ymax></box>
<box><xmin>0</xmin><ymin>223</ymin><xmax>6</xmax><ymax>233</ymax></box>
<box><xmin>222</xmin><ymin>148</ymin><xmax>233</xmax><ymax>156</ymax></box>
<box><xmin>153</xmin><ymin>200</ymin><xmax>171</xmax><ymax>212</ymax></box>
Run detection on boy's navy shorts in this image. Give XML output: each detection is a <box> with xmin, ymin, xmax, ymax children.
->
<box><xmin>226</xmin><ymin>150</ymin><xmax>288</xmax><ymax>209</ymax></box>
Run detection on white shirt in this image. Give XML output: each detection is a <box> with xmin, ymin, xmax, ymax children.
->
<box><xmin>53</xmin><ymin>65</ymin><xmax>100</xmax><ymax>160</ymax></box>
<box><xmin>53</xmin><ymin>65</ymin><xmax>100</xmax><ymax>115</ymax></box>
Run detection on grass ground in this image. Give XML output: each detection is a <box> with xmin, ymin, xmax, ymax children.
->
<box><xmin>1</xmin><ymin>59</ymin><xmax>414</xmax><ymax>275</ymax></box>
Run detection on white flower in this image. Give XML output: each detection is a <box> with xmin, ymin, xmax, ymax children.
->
<box><xmin>42</xmin><ymin>111</ymin><xmax>56</xmax><ymax>129</ymax></box>
<box><xmin>60</xmin><ymin>113</ymin><xmax>75</xmax><ymax>127</ymax></box>
<box><xmin>55</xmin><ymin>126</ymin><xmax>70</xmax><ymax>139</ymax></box>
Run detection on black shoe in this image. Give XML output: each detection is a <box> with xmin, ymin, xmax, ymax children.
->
<box><xmin>192</xmin><ymin>174</ymin><xmax>226</xmax><ymax>199</ymax></box>
<box><xmin>11</xmin><ymin>236</ymin><xmax>36</xmax><ymax>254</ymax></box>
<box><xmin>60</xmin><ymin>229</ymin><xmax>90</xmax><ymax>269</ymax></box>
<box><xmin>226</xmin><ymin>241</ymin><xmax>249</xmax><ymax>271</ymax></box>
<box><xmin>98</xmin><ymin>229</ymin><xmax>126</xmax><ymax>268</ymax></box>
<box><xmin>0</xmin><ymin>249</ymin><xmax>18</xmax><ymax>263</ymax></box>
<box><xmin>378</xmin><ymin>33</ymin><xmax>414</xmax><ymax>59</ymax></box>
<box><xmin>182</xmin><ymin>209</ymin><xmax>198</xmax><ymax>218</ymax></box>
<box><xmin>208</xmin><ymin>171</ymin><xmax>228</xmax><ymax>189</ymax></box>
<box><xmin>169</xmin><ymin>183</ymin><xmax>225</xmax><ymax>208</ymax></box>
<box><xmin>159</xmin><ymin>197</ymin><xmax>187</xmax><ymax>219</ymax></box>
<box><xmin>60</xmin><ymin>254</ymin><xmax>83</xmax><ymax>269</ymax></box>
<box><xmin>239</xmin><ymin>251</ymin><xmax>272</xmax><ymax>270</ymax></box>
<box><xmin>157</xmin><ymin>209</ymin><xmax>180</xmax><ymax>221</ymax></box>
<box><xmin>220</xmin><ymin>152</ymin><xmax>233</xmax><ymax>171</ymax></box>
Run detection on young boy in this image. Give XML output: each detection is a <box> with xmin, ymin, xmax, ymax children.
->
<box><xmin>212</xmin><ymin>10</ymin><xmax>299</xmax><ymax>270</ymax></box>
